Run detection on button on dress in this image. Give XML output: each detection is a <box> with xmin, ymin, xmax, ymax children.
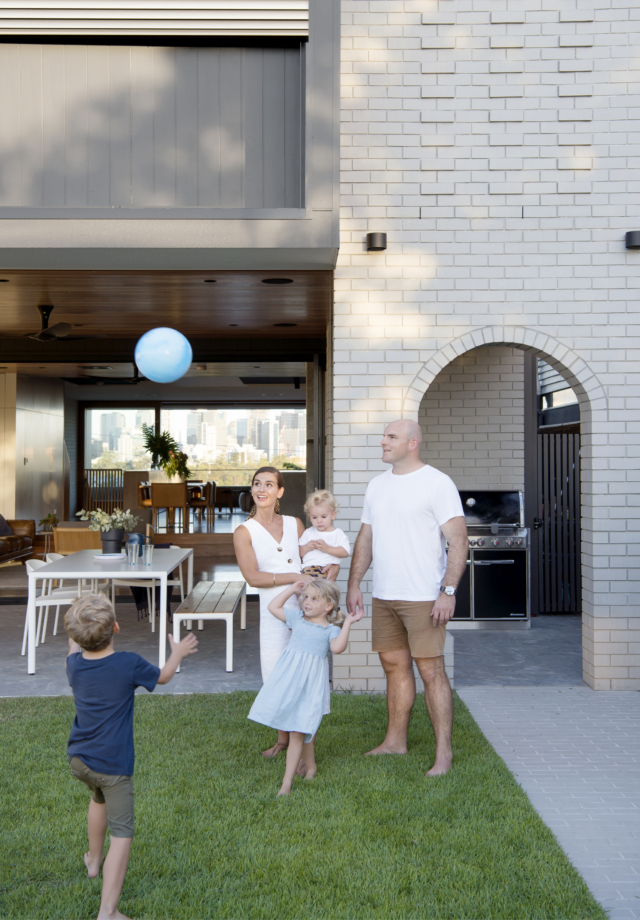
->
<box><xmin>248</xmin><ymin>609</ymin><xmax>341</xmax><ymax>743</ymax></box>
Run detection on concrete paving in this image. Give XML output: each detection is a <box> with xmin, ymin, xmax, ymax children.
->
<box><xmin>451</xmin><ymin>614</ymin><xmax>587</xmax><ymax>687</ymax></box>
<box><xmin>0</xmin><ymin>597</ymin><xmax>263</xmax><ymax>698</ymax></box>
<box><xmin>458</xmin><ymin>687</ymin><xmax>640</xmax><ymax>920</ymax></box>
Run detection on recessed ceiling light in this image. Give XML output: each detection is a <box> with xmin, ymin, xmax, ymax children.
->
<box><xmin>203</xmin><ymin>279</ymin><xmax>217</xmax><ymax>283</ymax></box>
<box><xmin>273</xmin><ymin>323</ymin><xmax>297</xmax><ymax>327</ymax></box>
<box><xmin>196</xmin><ymin>365</ymin><xmax>207</xmax><ymax>371</ymax></box>
<box><xmin>262</xmin><ymin>278</ymin><xmax>293</xmax><ymax>285</ymax></box>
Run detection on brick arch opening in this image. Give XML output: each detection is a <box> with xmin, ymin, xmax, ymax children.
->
<box><xmin>399</xmin><ymin>325</ymin><xmax>609</xmax><ymax>690</ymax></box>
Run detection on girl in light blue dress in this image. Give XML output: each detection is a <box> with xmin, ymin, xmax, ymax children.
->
<box><xmin>248</xmin><ymin>579</ymin><xmax>364</xmax><ymax>796</ymax></box>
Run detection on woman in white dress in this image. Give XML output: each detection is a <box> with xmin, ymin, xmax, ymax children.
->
<box><xmin>234</xmin><ymin>466</ymin><xmax>339</xmax><ymax>757</ymax></box>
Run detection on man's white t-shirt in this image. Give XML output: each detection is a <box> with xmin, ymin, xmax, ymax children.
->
<box><xmin>361</xmin><ymin>465</ymin><xmax>464</xmax><ymax>602</ymax></box>
<box><xmin>299</xmin><ymin>526</ymin><xmax>351</xmax><ymax>567</ymax></box>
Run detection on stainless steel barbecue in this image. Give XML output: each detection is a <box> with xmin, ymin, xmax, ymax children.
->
<box><xmin>451</xmin><ymin>490</ymin><xmax>531</xmax><ymax>629</ymax></box>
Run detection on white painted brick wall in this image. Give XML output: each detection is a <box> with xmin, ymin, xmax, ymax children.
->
<box><xmin>418</xmin><ymin>346</ymin><xmax>525</xmax><ymax>489</ymax></box>
<box><xmin>333</xmin><ymin>0</ymin><xmax>640</xmax><ymax>691</ymax></box>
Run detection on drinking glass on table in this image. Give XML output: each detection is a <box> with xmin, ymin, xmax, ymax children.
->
<box><xmin>142</xmin><ymin>544</ymin><xmax>154</xmax><ymax>566</ymax></box>
<box><xmin>126</xmin><ymin>543</ymin><xmax>140</xmax><ymax>565</ymax></box>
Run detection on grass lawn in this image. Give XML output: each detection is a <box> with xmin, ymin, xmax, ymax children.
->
<box><xmin>1</xmin><ymin>692</ymin><xmax>604</xmax><ymax>920</ymax></box>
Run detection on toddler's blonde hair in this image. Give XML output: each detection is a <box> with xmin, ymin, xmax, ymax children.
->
<box><xmin>65</xmin><ymin>594</ymin><xmax>116</xmax><ymax>651</ymax></box>
<box><xmin>302</xmin><ymin>578</ymin><xmax>344</xmax><ymax>626</ymax></box>
<box><xmin>304</xmin><ymin>489</ymin><xmax>339</xmax><ymax>515</ymax></box>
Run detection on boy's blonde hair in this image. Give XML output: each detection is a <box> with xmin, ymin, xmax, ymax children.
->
<box><xmin>303</xmin><ymin>578</ymin><xmax>344</xmax><ymax>626</ymax></box>
<box><xmin>65</xmin><ymin>594</ymin><xmax>116</xmax><ymax>651</ymax></box>
<box><xmin>304</xmin><ymin>489</ymin><xmax>339</xmax><ymax>515</ymax></box>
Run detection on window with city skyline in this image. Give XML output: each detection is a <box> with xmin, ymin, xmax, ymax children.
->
<box><xmin>85</xmin><ymin>407</ymin><xmax>306</xmax><ymax>482</ymax></box>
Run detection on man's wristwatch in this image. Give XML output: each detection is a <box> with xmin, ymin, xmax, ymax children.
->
<box><xmin>440</xmin><ymin>585</ymin><xmax>457</xmax><ymax>597</ymax></box>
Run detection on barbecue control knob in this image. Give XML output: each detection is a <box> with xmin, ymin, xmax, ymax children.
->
<box><xmin>477</xmin><ymin>539</ymin><xmax>484</xmax><ymax>546</ymax></box>
<box><xmin>516</xmin><ymin>539</ymin><xmax>523</xmax><ymax>546</ymax></box>
<box><xmin>492</xmin><ymin>539</ymin><xmax>499</xmax><ymax>546</ymax></box>
<box><xmin>507</xmin><ymin>539</ymin><xmax>514</xmax><ymax>547</ymax></box>
<box><xmin>469</xmin><ymin>539</ymin><xmax>476</xmax><ymax>546</ymax></box>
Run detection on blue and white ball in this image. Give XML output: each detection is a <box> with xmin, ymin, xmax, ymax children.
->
<box><xmin>134</xmin><ymin>328</ymin><xmax>193</xmax><ymax>384</ymax></box>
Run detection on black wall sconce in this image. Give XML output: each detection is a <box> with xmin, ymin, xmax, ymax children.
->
<box><xmin>366</xmin><ymin>232</ymin><xmax>387</xmax><ymax>251</ymax></box>
<box><xmin>625</xmin><ymin>231</ymin><xmax>640</xmax><ymax>249</ymax></box>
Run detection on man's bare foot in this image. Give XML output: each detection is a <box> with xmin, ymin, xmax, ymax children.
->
<box><xmin>364</xmin><ymin>742</ymin><xmax>407</xmax><ymax>756</ymax></box>
<box><xmin>96</xmin><ymin>909</ymin><xmax>131</xmax><ymax>919</ymax></box>
<box><xmin>277</xmin><ymin>782</ymin><xmax>292</xmax><ymax>797</ymax></box>
<box><xmin>304</xmin><ymin>766</ymin><xmax>317</xmax><ymax>780</ymax></box>
<box><xmin>296</xmin><ymin>759</ymin><xmax>307</xmax><ymax>776</ymax></box>
<box><xmin>84</xmin><ymin>851</ymin><xmax>103</xmax><ymax>879</ymax></box>
<box><xmin>262</xmin><ymin>741</ymin><xmax>287</xmax><ymax>758</ymax></box>
<box><xmin>426</xmin><ymin>756</ymin><xmax>452</xmax><ymax>776</ymax></box>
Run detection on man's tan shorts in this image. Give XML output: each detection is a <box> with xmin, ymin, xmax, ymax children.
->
<box><xmin>372</xmin><ymin>598</ymin><xmax>446</xmax><ymax>659</ymax></box>
<box><xmin>70</xmin><ymin>756</ymin><xmax>134</xmax><ymax>838</ymax></box>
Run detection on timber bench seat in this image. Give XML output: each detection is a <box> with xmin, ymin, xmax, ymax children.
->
<box><xmin>173</xmin><ymin>580</ymin><xmax>247</xmax><ymax>673</ymax></box>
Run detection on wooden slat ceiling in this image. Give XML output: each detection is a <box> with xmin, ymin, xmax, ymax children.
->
<box><xmin>0</xmin><ymin>360</ymin><xmax>307</xmax><ymax>379</ymax></box>
<box><xmin>0</xmin><ymin>269</ymin><xmax>332</xmax><ymax>339</ymax></box>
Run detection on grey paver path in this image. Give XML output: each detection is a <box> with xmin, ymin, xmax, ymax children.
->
<box><xmin>458</xmin><ymin>687</ymin><xmax>640</xmax><ymax>920</ymax></box>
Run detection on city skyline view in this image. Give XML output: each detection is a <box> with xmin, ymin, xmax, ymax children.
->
<box><xmin>86</xmin><ymin>406</ymin><xmax>306</xmax><ymax>471</ymax></box>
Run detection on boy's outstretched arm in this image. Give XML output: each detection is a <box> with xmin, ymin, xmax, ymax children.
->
<box><xmin>157</xmin><ymin>632</ymin><xmax>198</xmax><ymax>684</ymax></box>
<box><xmin>330</xmin><ymin>609</ymin><xmax>365</xmax><ymax>655</ymax></box>
<box><xmin>268</xmin><ymin>581</ymin><xmax>307</xmax><ymax>621</ymax></box>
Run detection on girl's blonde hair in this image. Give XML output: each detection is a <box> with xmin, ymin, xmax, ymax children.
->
<box><xmin>303</xmin><ymin>489</ymin><xmax>339</xmax><ymax>515</ymax></box>
<box><xmin>303</xmin><ymin>578</ymin><xmax>344</xmax><ymax>626</ymax></box>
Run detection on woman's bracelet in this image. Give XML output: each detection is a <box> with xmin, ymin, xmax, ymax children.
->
<box><xmin>273</xmin><ymin>573</ymin><xmax>276</xmax><ymax>587</ymax></box>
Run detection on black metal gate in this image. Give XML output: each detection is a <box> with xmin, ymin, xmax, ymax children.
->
<box><xmin>535</xmin><ymin>433</ymin><xmax>581</xmax><ymax>612</ymax></box>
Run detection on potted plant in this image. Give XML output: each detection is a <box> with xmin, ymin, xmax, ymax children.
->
<box><xmin>76</xmin><ymin>508</ymin><xmax>140</xmax><ymax>554</ymax></box>
<box><xmin>141</xmin><ymin>424</ymin><xmax>179</xmax><ymax>470</ymax></box>
<box><xmin>164</xmin><ymin>449</ymin><xmax>192</xmax><ymax>481</ymax></box>
<box><xmin>141</xmin><ymin>423</ymin><xmax>192</xmax><ymax>481</ymax></box>
<box><xmin>39</xmin><ymin>512</ymin><xmax>60</xmax><ymax>533</ymax></box>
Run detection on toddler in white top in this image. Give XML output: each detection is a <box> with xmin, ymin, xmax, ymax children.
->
<box><xmin>299</xmin><ymin>489</ymin><xmax>350</xmax><ymax>576</ymax></box>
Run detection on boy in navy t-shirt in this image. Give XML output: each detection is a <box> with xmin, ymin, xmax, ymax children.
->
<box><xmin>65</xmin><ymin>593</ymin><xmax>197</xmax><ymax>920</ymax></box>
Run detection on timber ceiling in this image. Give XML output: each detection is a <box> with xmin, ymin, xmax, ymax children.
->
<box><xmin>0</xmin><ymin>269</ymin><xmax>332</xmax><ymax>339</ymax></box>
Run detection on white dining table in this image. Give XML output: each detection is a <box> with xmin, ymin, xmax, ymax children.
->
<box><xmin>24</xmin><ymin>548</ymin><xmax>194</xmax><ymax>674</ymax></box>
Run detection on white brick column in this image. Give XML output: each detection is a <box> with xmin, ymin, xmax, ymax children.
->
<box><xmin>333</xmin><ymin>0</ymin><xmax>640</xmax><ymax>691</ymax></box>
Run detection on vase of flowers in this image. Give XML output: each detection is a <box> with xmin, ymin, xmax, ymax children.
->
<box><xmin>76</xmin><ymin>508</ymin><xmax>140</xmax><ymax>554</ymax></box>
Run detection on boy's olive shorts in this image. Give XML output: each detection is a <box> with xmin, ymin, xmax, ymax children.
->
<box><xmin>70</xmin><ymin>756</ymin><xmax>134</xmax><ymax>838</ymax></box>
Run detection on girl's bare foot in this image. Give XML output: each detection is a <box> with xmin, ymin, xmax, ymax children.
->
<box><xmin>96</xmin><ymin>910</ymin><xmax>131</xmax><ymax>919</ymax></box>
<box><xmin>262</xmin><ymin>741</ymin><xmax>287</xmax><ymax>758</ymax></box>
<box><xmin>296</xmin><ymin>759</ymin><xmax>307</xmax><ymax>776</ymax></box>
<box><xmin>277</xmin><ymin>781</ymin><xmax>293</xmax><ymax>797</ymax></box>
<box><xmin>304</xmin><ymin>766</ymin><xmax>317</xmax><ymax>781</ymax></box>
<box><xmin>84</xmin><ymin>851</ymin><xmax>103</xmax><ymax>879</ymax></box>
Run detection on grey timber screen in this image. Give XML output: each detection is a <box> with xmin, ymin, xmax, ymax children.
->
<box><xmin>0</xmin><ymin>1</ymin><xmax>309</xmax><ymax>38</ymax></box>
<box><xmin>0</xmin><ymin>43</ymin><xmax>304</xmax><ymax>210</ymax></box>
<box><xmin>536</xmin><ymin>432</ymin><xmax>582</xmax><ymax>614</ymax></box>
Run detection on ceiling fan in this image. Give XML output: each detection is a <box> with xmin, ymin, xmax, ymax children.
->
<box><xmin>25</xmin><ymin>305</ymin><xmax>103</xmax><ymax>342</ymax></box>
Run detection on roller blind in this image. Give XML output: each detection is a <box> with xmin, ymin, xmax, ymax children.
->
<box><xmin>0</xmin><ymin>1</ymin><xmax>309</xmax><ymax>38</ymax></box>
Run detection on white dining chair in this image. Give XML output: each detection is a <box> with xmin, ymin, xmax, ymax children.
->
<box><xmin>22</xmin><ymin>559</ymin><xmax>83</xmax><ymax>653</ymax></box>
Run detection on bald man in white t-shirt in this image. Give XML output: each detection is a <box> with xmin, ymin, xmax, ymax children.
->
<box><xmin>346</xmin><ymin>419</ymin><xmax>468</xmax><ymax>776</ymax></box>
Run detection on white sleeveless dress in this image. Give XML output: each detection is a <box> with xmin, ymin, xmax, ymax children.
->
<box><xmin>242</xmin><ymin>515</ymin><xmax>332</xmax><ymax>716</ymax></box>
<box><xmin>242</xmin><ymin>516</ymin><xmax>302</xmax><ymax>682</ymax></box>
